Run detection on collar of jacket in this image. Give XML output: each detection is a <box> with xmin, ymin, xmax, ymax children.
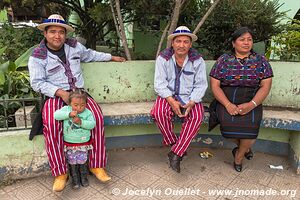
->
<box><xmin>159</xmin><ymin>47</ymin><xmax>202</xmax><ymax>62</ymax></box>
<box><xmin>31</xmin><ymin>38</ymin><xmax>78</xmax><ymax>60</ymax></box>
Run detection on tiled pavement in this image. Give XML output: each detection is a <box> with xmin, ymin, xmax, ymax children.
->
<box><xmin>1</xmin><ymin>147</ymin><xmax>299</xmax><ymax>200</ymax></box>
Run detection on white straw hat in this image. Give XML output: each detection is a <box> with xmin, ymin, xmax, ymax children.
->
<box><xmin>37</xmin><ymin>14</ymin><xmax>75</xmax><ymax>32</ymax></box>
<box><xmin>167</xmin><ymin>26</ymin><xmax>197</xmax><ymax>42</ymax></box>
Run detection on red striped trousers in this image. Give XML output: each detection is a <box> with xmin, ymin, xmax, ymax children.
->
<box><xmin>150</xmin><ymin>96</ymin><xmax>204</xmax><ymax>157</ymax></box>
<box><xmin>42</xmin><ymin>97</ymin><xmax>106</xmax><ymax>176</ymax></box>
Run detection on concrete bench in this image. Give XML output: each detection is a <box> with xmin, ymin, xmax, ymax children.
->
<box><xmin>101</xmin><ymin>102</ymin><xmax>300</xmax><ymax>173</ymax></box>
<box><xmin>1</xmin><ymin>60</ymin><xmax>300</xmax><ymax>183</ymax></box>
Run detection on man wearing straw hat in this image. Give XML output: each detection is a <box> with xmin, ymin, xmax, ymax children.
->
<box><xmin>28</xmin><ymin>14</ymin><xmax>125</xmax><ymax>192</ymax></box>
<box><xmin>151</xmin><ymin>26</ymin><xmax>207</xmax><ymax>173</ymax></box>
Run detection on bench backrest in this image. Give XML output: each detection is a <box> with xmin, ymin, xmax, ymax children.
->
<box><xmin>82</xmin><ymin>60</ymin><xmax>300</xmax><ymax>109</ymax></box>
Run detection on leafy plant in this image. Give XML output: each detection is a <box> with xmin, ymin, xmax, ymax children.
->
<box><xmin>267</xmin><ymin>19</ymin><xmax>300</xmax><ymax>61</ymax></box>
<box><xmin>194</xmin><ymin>0</ymin><xmax>286</xmax><ymax>59</ymax></box>
<box><xmin>0</xmin><ymin>23</ymin><xmax>43</xmax><ymax>62</ymax></box>
<box><xmin>0</xmin><ymin>46</ymin><xmax>38</xmax><ymax>127</ymax></box>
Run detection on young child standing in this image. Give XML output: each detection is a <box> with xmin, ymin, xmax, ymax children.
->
<box><xmin>54</xmin><ymin>89</ymin><xmax>96</xmax><ymax>189</ymax></box>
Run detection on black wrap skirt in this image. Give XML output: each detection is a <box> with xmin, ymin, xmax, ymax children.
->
<box><xmin>217</xmin><ymin>86</ymin><xmax>262</xmax><ymax>139</ymax></box>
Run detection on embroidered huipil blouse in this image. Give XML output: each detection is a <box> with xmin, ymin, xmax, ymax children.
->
<box><xmin>209</xmin><ymin>52</ymin><xmax>273</xmax><ymax>87</ymax></box>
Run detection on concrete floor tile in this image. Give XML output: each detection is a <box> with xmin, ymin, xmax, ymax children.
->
<box><xmin>99</xmin><ymin>178</ymin><xmax>138</xmax><ymax>200</ymax></box>
<box><xmin>238</xmin><ymin>169</ymin><xmax>274</xmax><ymax>186</ymax></box>
<box><xmin>227</xmin><ymin>178</ymin><xmax>273</xmax><ymax>200</ymax></box>
<box><xmin>6</xmin><ymin>180</ymin><xmax>52</xmax><ymax>200</ymax></box>
<box><xmin>54</xmin><ymin>183</ymin><xmax>99</xmax><ymax>200</ymax></box>
<box><xmin>0</xmin><ymin>189</ymin><xmax>13</xmax><ymax>200</ymax></box>
<box><xmin>1</xmin><ymin>147</ymin><xmax>298</xmax><ymax>200</ymax></box>
<box><xmin>148</xmin><ymin>179</ymin><xmax>184</xmax><ymax>200</ymax></box>
<box><xmin>121</xmin><ymin>167</ymin><xmax>160</xmax><ymax>188</ymax></box>
<box><xmin>268</xmin><ymin>175</ymin><xmax>300</xmax><ymax>199</ymax></box>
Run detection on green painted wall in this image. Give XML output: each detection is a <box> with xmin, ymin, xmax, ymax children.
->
<box><xmin>83</xmin><ymin>61</ymin><xmax>300</xmax><ymax>108</ymax></box>
<box><xmin>133</xmin><ymin>31</ymin><xmax>163</xmax><ymax>60</ymax></box>
<box><xmin>0</xmin><ymin>125</ymin><xmax>291</xmax><ymax>173</ymax></box>
<box><xmin>0</xmin><ymin>131</ymin><xmax>45</xmax><ymax>166</ymax></box>
<box><xmin>104</xmin><ymin>124</ymin><xmax>290</xmax><ymax>143</ymax></box>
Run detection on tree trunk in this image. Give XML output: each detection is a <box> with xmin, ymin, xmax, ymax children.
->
<box><xmin>193</xmin><ymin>0</ymin><xmax>221</xmax><ymax>35</ymax></box>
<box><xmin>156</xmin><ymin>21</ymin><xmax>170</xmax><ymax>57</ymax></box>
<box><xmin>166</xmin><ymin>0</ymin><xmax>186</xmax><ymax>48</ymax></box>
<box><xmin>81</xmin><ymin>21</ymin><xmax>97</xmax><ymax>49</ymax></box>
<box><xmin>110</xmin><ymin>0</ymin><xmax>132</xmax><ymax>60</ymax></box>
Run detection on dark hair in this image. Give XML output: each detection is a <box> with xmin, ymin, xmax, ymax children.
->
<box><xmin>69</xmin><ymin>89</ymin><xmax>88</xmax><ymax>103</ymax></box>
<box><xmin>231</xmin><ymin>27</ymin><xmax>253</xmax><ymax>43</ymax></box>
<box><xmin>230</xmin><ymin>27</ymin><xmax>254</xmax><ymax>53</ymax></box>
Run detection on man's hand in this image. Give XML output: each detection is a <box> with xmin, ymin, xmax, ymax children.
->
<box><xmin>166</xmin><ymin>97</ymin><xmax>184</xmax><ymax>117</ymax></box>
<box><xmin>111</xmin><ymin>56</ymin><xmax>126</xmax><ymax>62</ymax></box>
<box><xmin>182</xmin><ymin>100</ymin><xmax>195</xmax><ymax>117</ymax></box>
<box><xmin>55</xmin><ymin>89</ymin><xmax>70</xmax><ymax>104</ymax></box>
<box><xmin>69</xmin><ymin>111</ymin><xmax>77</xmax><ymax>118</ymax></box>
<box><xmin>72</xmin><ymin>116</ymin><xmax>81</xmax><ymax>125</ymax></box>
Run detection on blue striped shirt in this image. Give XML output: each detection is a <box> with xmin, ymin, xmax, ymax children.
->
<box><xmin>154</xmin><ymin>54</ymin><xmax>208</xmax><ymax>105</ymax></box>
<box><xmin>28</xmin><ymin>40</ymin><xmax>112</xmax><ymax>97</ymax></box>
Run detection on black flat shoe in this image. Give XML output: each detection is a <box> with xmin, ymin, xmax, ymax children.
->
<box><xmin>244</xmin><ymin>149</ymin><xmax>253</xmax><ymax>160</ymax></box>
<box><xmin>233</xmin><ymin>162</ymin><xmax>242</xmax><ymax>172</ymax></box>
<box><xmin>167</xmin><ymin>151</ymin><xmax>181</xmax><ymax>173</ymax></box>
<box><xmin>232</xmin><ymin>147</ymin><xmax>242</xmax><ymax>172</ymax></box>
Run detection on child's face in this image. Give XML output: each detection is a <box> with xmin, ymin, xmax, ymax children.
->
<box><xmin>70</xmin><ymin>97</ymin><xmax>86</xmax><ymax>114</ymax></box>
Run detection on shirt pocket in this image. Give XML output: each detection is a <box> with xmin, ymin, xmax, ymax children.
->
<box><xmin>182</xmin><ymin>70</ymin><xmax>194</xmax><ymax>76</ymax></box>
<box><xmin>47</xmin><ymin>65</ymin><xmax>62</xmax><ymax>73</ymax></box>
<box><xmin>69</xmin><ymin>58</ymin><xmax>81</xmax><ymax>76</ymax></box>
<box><xmin>182</xmin><ymin>72</ymin><xmax>195</xmax><ymax>94</ymax></box>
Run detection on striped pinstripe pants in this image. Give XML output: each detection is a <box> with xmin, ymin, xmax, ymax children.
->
<box><xmin>151</xmin><ymin>96</ymin><xmax>204</xmax><ymax>157</ymax></box>
<box><xmin>42</xmin><ymin>97</ymin><xmax>106</xmax><ymax>177</ymax></box>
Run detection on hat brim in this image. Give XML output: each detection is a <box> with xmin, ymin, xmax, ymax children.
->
<box><xmin>37</xmin><ymin>23</ymin><xmax>75</xmax><ymax>32</ymax></box>
<box><xmin>167</xmin><ymin>33</ymin><xmax>198</xmax><ymax>42</ymax></box>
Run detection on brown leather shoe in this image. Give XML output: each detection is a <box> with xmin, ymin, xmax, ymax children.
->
<box><xmin>90</xmin><ymin>168</ymin><xmax>111</xmax><ymax>182</ymax></box>
<box><xmin>53</xmin><ymin>174</ymin><xmax>68</xmax><ymax>192</ymax></box>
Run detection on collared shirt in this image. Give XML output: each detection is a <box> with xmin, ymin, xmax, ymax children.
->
<box><xmin>154</xmin><ymin>53</ymin><xmax>208</xmax><ymax>105</ymax></box>
<box><xmin>28</xmin><ymin>39</ymin><xmax>112</xmax><ymax>97</ymax></box>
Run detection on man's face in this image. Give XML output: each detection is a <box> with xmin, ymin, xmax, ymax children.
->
<box><xmin>43</xmin><ymin>26</ymin><xmax>66</xmax><ymax>50</ymax></box>
<box><xmin>171</xmin><ymin>35</ymin><xmax>192</xmax><ymax>57</ymax></box>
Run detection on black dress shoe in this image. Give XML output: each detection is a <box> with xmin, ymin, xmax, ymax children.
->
<box><xmin>232</xmin><ymin>147</ymin><xmax>242</xmax><ymax>172</ymax></box>
<box><xmin>244</xmin><ymin>149</ymin><xmax>253</xmax><ymax>160</ymax></box>
<box><xmin>233</xmin><ymin>162</ymin><xmax>242</xmax><ymax>172</ymax></box>
<box><xmin>170</xmin><ymin>143</ymin><xmax>187</xmax><ymax>159</ymax></box>
<box><xmin>167</xmin><ymin>151</ymin><xmax>181</xmax><ymax>173</ymax></box>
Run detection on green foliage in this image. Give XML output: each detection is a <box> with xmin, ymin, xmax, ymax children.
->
<box><xmin>0</xmin><ymin>48</ymin><xmax>37</xmax><ymax>99</ymax></box>
<box><xmin>268</xmin><ymin>20</ymin><xmax>300</xmax><ymax>61</ymax></box>
<box><xmin>0</xmin><ymin>24</ymin><xmax>43</xmax><ymax>62</ymax></box>
<box><xmin>194</xmin><ymin>0</ymin><xmax>286</xmax><ymax>59</ymax></box>
<box><xmin>0</xmin><ymin>46</ymin><xmax>38</xmax><ymax>127</ymax></box>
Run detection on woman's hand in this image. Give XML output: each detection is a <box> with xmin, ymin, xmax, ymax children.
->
<box><xmin>226</xmin><ymin>103</ymin><xmax>239</xmax><ymax>116</ymax></box>
<box><xmin>237</xmin><ymin>102</ymin><xmax>255</xmax><ymax>115</ymax></box>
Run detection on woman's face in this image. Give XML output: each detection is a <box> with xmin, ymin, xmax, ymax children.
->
<box><xmin>232</xmin><ymin>32</ymin><xmax>253</xmax><ymax>55</ymax></box>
